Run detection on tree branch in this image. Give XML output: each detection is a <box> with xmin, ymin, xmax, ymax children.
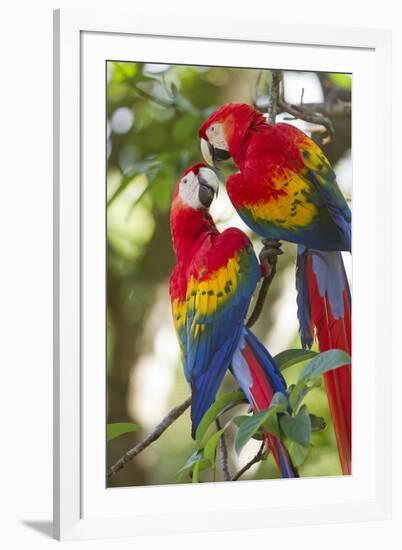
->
<box><xmin>246</xmin><ymin>261</ymin><xmax>277</xmax><ymax>328</ymax></box>
<box><xmin>278</xmin><ymin>97</ymin><xmax>335</xmax><ymax>138</ymax></box>
<box><xmin>232</xmin><ymin>442</ymin><xmax>267</xmax><ymax>481</ymax></box>
<box><xmin>258</xmin><ymin>99</ymin><xmax>351</xmax><ymax>120</ymax></box>
<box><xmin>130</xmin><ymin>83</ymin><xmax>176</xmax><ymax>109</ymax></box>
<box><xmin>267</xmin><ymin>70</ymin><xmax>282</xmax><ymax>125</ymax></box>
<box><xmin>215</xmin><ymin>418</ymin><xmax>231</xmax><ymax>481</ymax></box>
<box><xmin>287</xmin><ymin>101</ymin><xmax>351</xmax><ymax>117</ymax></box>
<box><xmin>245</xmin><ymin>71</ymin><xmax>283</xmax><ymax>328</ymax></box>
<box><xmin>258</xmin><ymin>69</ymin><xmax>350</xmax><ymax>140</ymax></box>
<box><xmin>108</xmin><ymin>396</ymin><xmax>192</xmax><ymax>478</ymax></box>
<box><xmin>248</xmin><ymin>70</ymin><xmax>345</xmax><ymax>329</ymax></box>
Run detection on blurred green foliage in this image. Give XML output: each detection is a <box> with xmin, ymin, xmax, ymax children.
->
<box><xmin>106</xmin><ymin>62</ymin><xmax>351</xmax><ymax>487</ymax></box>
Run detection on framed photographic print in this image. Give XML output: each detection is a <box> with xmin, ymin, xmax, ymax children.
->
<box><xmin>53</xmin><ymin>8</ymin><xmax>392</xmax><ymax>540</ymax></box>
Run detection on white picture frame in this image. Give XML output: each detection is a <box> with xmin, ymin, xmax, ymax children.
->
<box><xmin>53</xmin><ymin>8</ymin><xmax>392</xmax><ymax>541</ymax></box>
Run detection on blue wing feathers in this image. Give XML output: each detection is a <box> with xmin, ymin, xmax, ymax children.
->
<box><xmin>239</xmin><ymin>328</ymin><xmax>298</xmax><ymax>478</ymax></box>
<box><xmin>190</xmin><ymin>321</ymin><xmax>244</xmax><ymax>437</ymax></box>
<box><xmin>185</xmin><ymin>244</ymin><xmax>260</xmax><ymax>437</ymax></box>
<box><xmin>304</xmin><ymin>169</ymin><xmax>351</xmax><ymax>251</ymax></box>
<box><xmin>296</xmin><ymin>248</ymin><xmax>314</xmax><ymax>348</ymax></box>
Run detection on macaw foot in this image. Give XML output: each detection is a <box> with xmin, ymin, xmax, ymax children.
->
<box><xmin>259</xmin><ymin>239</ymin><xmax>283</xmax><ymax>278</ymax></box>
<box><xmin>247</xmin><ymin>239</ymin><xmax>282</xmax><ymax>329</ymax></box>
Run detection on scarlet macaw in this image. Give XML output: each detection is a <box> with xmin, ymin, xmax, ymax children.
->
<box><xmin>199</xmin><ymin>103</ymin><xmax>352</xmax><ymax>475</ymax></box>
<box><xmin>169</xmin><ymin>163</ymin><xmax>297</xmax><ymax>478</ymax></box>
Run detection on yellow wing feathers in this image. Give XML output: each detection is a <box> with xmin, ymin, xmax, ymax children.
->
<box><xmin>171</xmin><ymin>253</ymin><xmax>246</xmax><ymax>345</ymax></box>
<box><xmin>245</xmin><ymin>170</ymin><xmax>318</xmax><ymax>230</ymax></box>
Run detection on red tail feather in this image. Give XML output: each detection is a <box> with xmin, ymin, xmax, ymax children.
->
<box><xmin>241</xmin><ymin>343</ymin><xmax>297</xmax><ymax>478</ymax></box>
<box><xmin>306</xmin><ymin>254</ymin><xmax>352</xmax><ymax>474</ymax></box>
<box><xmin>241</xmin><ymin>345</ymin><xmax>274</xmax><ymax>409</ymax></box>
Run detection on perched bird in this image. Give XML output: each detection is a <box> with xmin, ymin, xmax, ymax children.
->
<box><xmin>169</xmin><ymin>163</ymin><xmax>298</xmax><ymax>478</ymax></box>
<box><xmin>199</xmin><ymin>103</ymin><xmax>352</xmax><ymax>475</ymax></box>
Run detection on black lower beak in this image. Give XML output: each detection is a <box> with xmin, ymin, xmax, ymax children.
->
<box><xmin>211</xmin><ymin>145</ymin><xmax>231</xmax><ymax>162</ymax></box>
<box><xmin>198</xmin><ymin>176</ymin><xmax>216</xmax><ymax>208</ymax></box>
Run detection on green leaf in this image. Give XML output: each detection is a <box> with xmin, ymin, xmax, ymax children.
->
<box><xmin>264</xmin><ymin>412</ymin><xmax>281</xmax><ymax>438</ymax></box>
<box><xmin>178</xmin><ymin>423</ymin><xmax>230</xmax><ymax>482</ymax></box>
<box><xmin>279</xmin><ymin>405</ymin><xmax>311</xmax><ymax>448</ymax></box>
<box><xmin>309</xmin><ymin>414</ymin><xmax>326</xmax><ymax>432</ymax></box>
<box><xmin>270</xmin><ymin>391</ymin><xmax>289</xmax><ymax>409</ymax></box>
<box><xmin>204</xmin><ymin>428</ymin><xmax>225</xmax><ymax>464</ymax></box>
<box><xmin>195</xmin><ymin>390</ymin><xmax>245</xmax><ymax>445</ymax></box>
<box><xmin>288</xmin><ymin>378</ymin><xmax>321</xmax><ymax>412</ymax></box>
<box><xmin>289</xmin><ymin>383</ymin><xmax>309</xmax><ymax>412</ymax></box>
<box><xmin>174</xmin><ymin>93</ymin><xmax>199</xmax><ymax>115</ymax></box>
<box><xmin>233</xmin><ymin>392</ymin><xmax>288</xmax><ymax>455</ymax></box>
<box><xmin>288</xmin><ymin>441</ymin><xmax>310</xmax><ymax>466</ymax></box>
<box><xmin>298</xmin><ymin>349</ymin><xmax>351</xmax><ymax>384</ymax></box>
<box><xmin>218</xmin><ymin>398</ymin><xmax>247</xmax><ymax>417</ymax></box>
<box><xmin>106</xmin><ymin>422</ymin><xmax>140</xmax><ymax>442</ymax></box>
<box><xmin>274</xmin><ymin>349</ymin><xmax>318</xmax><ymax>371</ymax></box>
<box><xmin>234</xmin><ymin>411</ymin><xmax>270</xmax><ymax>455</ymax></box>
<box><xmin>192</xmin><ymin>460</ymin><xmax>201</xmax><ymax>483</ymax></box>
<box><xmin>107</xmin><ymin>158</ymin><xmax>161</xmax><ymax>207</ymax></box>
<box><xmin>232</xmin><ymin>415</ymin><xmax>250</xmax><ymax>428</ymax></box>
<box><xmin>232</xmin><ymin>415</ymin><xmax>264</xmax><ymax>440</ymax></box>
<box><xmin>176</xmin><ymin>450</ymin><xmax>209</xmax><ymax>481</ymax></box>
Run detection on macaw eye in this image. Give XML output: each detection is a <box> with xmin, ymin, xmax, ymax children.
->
<box><xmin>183</xmin><ymin>178</ymin><xmax>188</xmax><ymax>184</ymax></box>
<box><xmin>210</xmin><ymin>125</ymin><xmax>215</xmax><ymax>132</ymax></box>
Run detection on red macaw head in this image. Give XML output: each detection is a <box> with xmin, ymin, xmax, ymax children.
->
<box><xmin>199</xmin><ymin>103</ymin><xmax>266</xmax><ymax>167</ymax></box>
<box><xmin>172</xmin><ymin>162</ymin><xmax>219</xmax><ymax>211</ymax></box>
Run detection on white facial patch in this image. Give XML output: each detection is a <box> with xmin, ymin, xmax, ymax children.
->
<box><xmin>206</xmin><ymin>122</ymin><xmax>228</xmax><ymax>151</ymax></box>
<box><xmin>178</xmin><ymin>167</ymin><xmax>219</xmax><ymax>210</ymax></box>
<box><xmin>178</xmin><ymin>170</ymin><xmax>203</xmax><ymax>210</ymax></box>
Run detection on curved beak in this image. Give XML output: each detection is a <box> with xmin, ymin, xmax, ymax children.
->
<box><xmin>200</xmin><ymin>138</ymin><xmax>231</xmax><ymax>166</ymax></box>
<box><xmin>200</xmin><ymin>138</ymin><xmax>214</xmax><ymax>166</ymax></box>
<box><xmin>198</xmin><ymin>167</ymin><xmax>219</xmax><ymax>208</ymax></box>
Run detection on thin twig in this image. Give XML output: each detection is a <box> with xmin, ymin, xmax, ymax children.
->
<box><xmin>113</xmin><ymin>63</ymin><xmax>175</xmax><ymax>110</ymax></box>
<box><xmin>108</xmin><ymin>397</ymin><xmax>192</xmax><ymax>478</ymax></box>
<box><xmin>130</xmin><ymin>83</ymin><xmax>176</xmax><ymax>109</ymax></box>
<box><xmin>278</xmin><ymin>98</ymin><xmax>335</xmax><ymax>138</ymax></box>
<box><xmin>247</xmin><ymin>261</ymin><xmax>277</xmax><ymax>328</ymax></box>
<box><xmin>215</xmin><ymin>418</ymin><xmax>231</xmax><ymax>481</ymax></box>
<box><xmin>257</xmin><ymin>99</ymin><xmax>351</xmax><ymax>119</ymax></box>
<box><xmin>232</xmin><ymin>442</ymin><xmax>267</xmax><ymax>481</ymax></box>
<box><xmin>291</xmin><ymin>101</ymin><xmax>351</xmax><ymax>117</ymax></box>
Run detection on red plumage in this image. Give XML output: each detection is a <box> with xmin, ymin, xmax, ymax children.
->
<box><xmin>170</xmin><ymin>164</ymin><xmax>297</xmax><ymax>477</ymax></box>
<box><xmin>305</xmin><ymin>255</ymin><xmax>352</xmax><ymax>474</ymax></box>
<box><xmin>241</xmin><ymin>343</ymin><xmax>284</xmax><ymax>473</ymax></box>
<box><xmin>199</xmin><ymin>103</ymin><xmax>352</xmax><ymax>475</ymax></box>
<box><xmin>236</xmin><ymin>339</ymin><xmax>297</xmax><ymax>478</ymax></box>
<box><xmin>241</xmin><ymin>344</ymin><xmax>274</xmax><ymax>408</ymax></box>
<box><xmin>170</xmin><ymin>202</ymin><xmax>250</xmax><ymax>299</ymax></box>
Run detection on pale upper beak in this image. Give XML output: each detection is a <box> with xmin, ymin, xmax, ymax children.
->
<box><xmin>200</xmin><ymin>137</ymin><xmax>231</xmax><ymax>165</ymax></box>
<box><xmin>200</xmin><ymin>138</ymin><xmax>214</xmax><ymax>166</ymax></box>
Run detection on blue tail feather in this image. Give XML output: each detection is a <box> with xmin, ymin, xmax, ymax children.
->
<box><xmin>296</xmin><ymin>247</ymin><xmax>313</xmax><ymax>348</ymax></box>
<box><xmin>243</xmin><ymin>328</ymin><xmax>287</xmax><ymax>394</ymax></box>
<box><xmin>231</xmin><ymin>328</ymin><xmax>298</xmax><ymax>478</ymax></box>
